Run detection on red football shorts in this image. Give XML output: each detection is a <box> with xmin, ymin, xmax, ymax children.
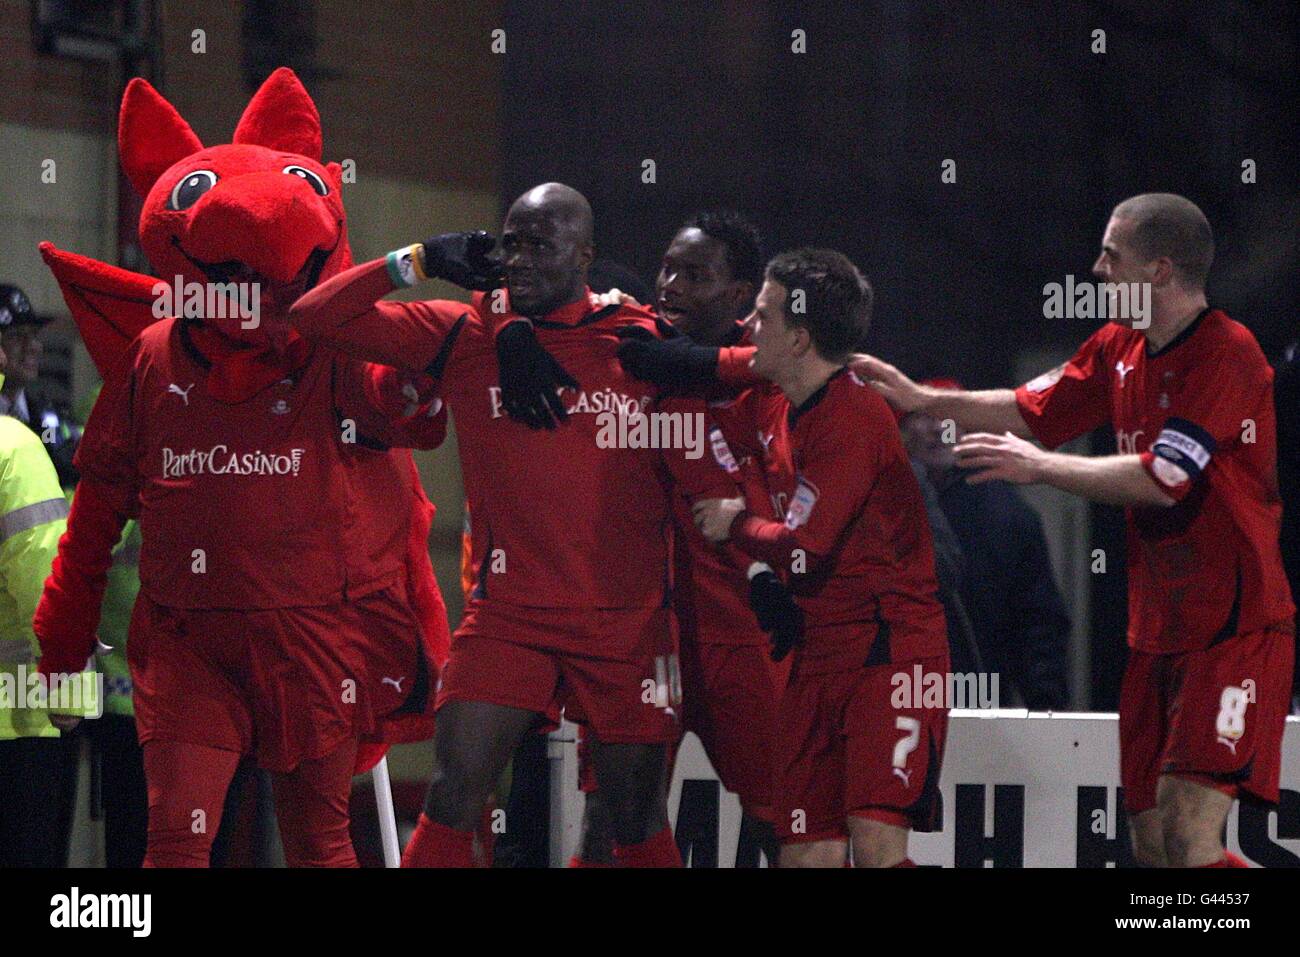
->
<box><xmin>1119</xmin><ymin>622</ymin><xmax>1295</xmax><ymax>815</ymax></box>
<box><xmin>437</xmin><ymin>600</ymin><xmax>679</xmax><ymax>745</ymax></box>
<box><xmin>129</xmin><ymin>582</ymin><xmax>426</xmax><ymax>773</ymax></box>
<box><xmin>572</xmin><ymin>637</ymin><xmax>788</xmax><ymax>808</ymax></box>
<box><xmin>775</xmin><ymin>654</ymin><xmax>949</xmax><ymax>844</ymax></box>
<box><xmin>676</xmin><ymin>638</ymin><xmax>786</xmax><ymax>817</ymax></box>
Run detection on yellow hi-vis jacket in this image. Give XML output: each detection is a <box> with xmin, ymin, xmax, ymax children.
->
<box><xmin>0</xmin><ymin>415</ymin><xmax>77</xmax><ymax>739</ymax></box>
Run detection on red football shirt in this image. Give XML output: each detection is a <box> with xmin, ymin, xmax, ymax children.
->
<box><xmin>729</xmin><ymin>368</ymin><xmax>949</xmax><ymax>673</ymax></box>
<box><xmin>67</xmin><ymin>317</ymin><xmax>445</xmax><ymax>610</ymax></box>
<box><xmin>1015</xmin><ymin>309</ymin><xmax>1295</xmax><ymax>653</ymax></box>
<box><xmin>291</xmin><ymin>257</ymin><xmax>738</xmax><ymax>612</ymax></box>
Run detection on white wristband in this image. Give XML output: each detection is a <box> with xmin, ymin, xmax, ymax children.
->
<box><xmin>385</xmin><ymin>244</ymin><xmax>425</xmax><ymax>288</ymax></box>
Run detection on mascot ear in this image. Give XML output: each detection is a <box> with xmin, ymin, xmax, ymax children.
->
<box><xmin>118</xmin><ymin>78</ymin><xmax>204</xmax><ymax>198</ymax></box>
<box><xmin>232</xmin><ymin>67</ymin><xmax>322</xmax><ymax>160</ymax></box>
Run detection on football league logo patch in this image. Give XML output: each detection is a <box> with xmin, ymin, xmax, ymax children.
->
<box><xmin>1023</xmin><ymin>363</ymin><xmax>1065</xmax><ymax>394</ymax></box>
<box><xmin>709</xmin><ymin>426</ymin><xmax>740</xmax><ymax>475</ymax></box>
<box><xmin>785</xmin><ymin>475</ymin><xmax>819</xmax><ymax>530</ymax></box>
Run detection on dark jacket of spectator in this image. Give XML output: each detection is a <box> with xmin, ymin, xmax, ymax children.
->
<box><xmin>0</xmin><ymin>383</ymin><xmax>80</xmax><ymax>487</ymax></box>
<box><xmin>936</xmin><ymin>471</ymin><xmax>1072</xmax><ymax>710</ymax></box>
<box><xmin>909</xmin><ymin>460</ymin><xmax>985</xmax><ymax>678</ymax></box>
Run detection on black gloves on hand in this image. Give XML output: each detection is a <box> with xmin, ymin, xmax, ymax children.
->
<box><xmin>420</xmin><ymin>231</ymin><xmax>504</xmax><ymax>291</ymax></box>
<box><xmin>496</xmin><ymin>320</ymin><xmax>579</xmax><ymax>430</ymax></box>
<box><xmin>615</xmin><ymin>322</ymin><xmax>721</xmax><ymax>394</ymax></box>
<box><xmin>749</xmin><ymin>569</ymin><xmax>804</xmax><ymax>663</ymax></box>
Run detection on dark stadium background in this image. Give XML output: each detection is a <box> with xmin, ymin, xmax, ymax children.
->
<box><xmin>2</xmin><ymin>0</ymin><xmax>1296</xmax><ymax>863</ymax></box>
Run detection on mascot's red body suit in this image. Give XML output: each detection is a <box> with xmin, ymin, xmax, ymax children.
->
<box><xmin>33</xmin><ymin>68</ymin><xmax>450</xmax><ymax>867</ymax></box>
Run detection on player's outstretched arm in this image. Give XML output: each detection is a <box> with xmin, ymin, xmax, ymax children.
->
<box><xmin>616</xmin><ymin>324</ymin><xmax>761</xmax><ymax>395</ymax></box>
<box><xmin>954</xmin><ymin>432</ymin><xmax>1174</xmax><ymax>507</ymax></box>
<box><xmin>289</xmin><ymin>252</ymin><xmax>475</xmax><ymax>372</ymax></box>
<box><xmin>693</xmin><ymin>425</ymin><xmax>868</xmax><ymax>575</ymax></box>
<box><xmin>851</xmin><ymin>353</ymin><xmax>1032</xmax><ymax>438</ymax></box>
<box><xmin>1036</xmin><ymin>451</ymin><xmax>1175</xmax><ymax>508</ymax></box>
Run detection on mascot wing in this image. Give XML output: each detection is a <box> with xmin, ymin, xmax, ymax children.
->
<box><xmin>39</xmin><ymin>241</ymin><xmax>161</xmax><ymax>380</ymax></box>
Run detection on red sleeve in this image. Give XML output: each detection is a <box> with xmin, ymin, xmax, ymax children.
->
<box><xmin>36</xmin><ymin>368</ymin><xmax>138</xmax><ymax>676</ymax></box>
<box><xmin>34</xmin><ymin>475</ymin><xmax>132</xmax><ymax>677</ymax></box>
<box><xmin>655</xmin><ymin>395</ymin><xmax>744</xmax><ymax>503</ymax></box>
<box><xmin>717</xmin><ymin>345</ymin><xmax>761</xmax><ymax>388</ymax></box>
<box><xmin>730</xmin><ymin>412</ymin><xmax>876</xmax><ymax>574</ymax></box>
<box><xmin>289</xmin><ymin>257</ymin><xmax>473</xmax><ymax>372</ymax></box>
<box><xmin>657</xmin><ymin>394</ymin><xmax>770</xmax><ymax>573</ymax></box>
<box><xmin>1139</xmin><ymin>333</ymin><xmax>1271</xmax><ymax>501</ymax></box>
<box><xmin>1013</xmin><ymin>327</ymin><xmax>1114</xmax><ymax>449</ymax></box>
<box><xmin>73</xmin><ymin>352</ymin><xmax>139</xmax><ymax>487</ymax></box>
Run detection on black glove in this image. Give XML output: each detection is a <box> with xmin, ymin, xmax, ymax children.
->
<box><xmin>615</xmin><ymin>323</ymin><xmax>721</xmax><ymax>394</ymax></box>
<box><xmin>749</xmin><ymin>569</ymin><xmax>804</xmax><ymax>662</ymax></box>
<box><xmin>496</xmin><ymin>320</ymin><xmax>580</xmax><ymax>430</ymax></box>
<box><xmin>420</xmin><ymin>231</ymin><xmax>504</xmax><ymax>291</ymax></box>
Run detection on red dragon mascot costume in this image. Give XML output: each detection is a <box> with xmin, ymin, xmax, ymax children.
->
<box><xmin>33</xmin><ymin>68</ymin><xmax>450</xmax><ymax>867</ymax></box>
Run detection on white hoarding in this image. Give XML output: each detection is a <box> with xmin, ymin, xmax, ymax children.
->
<box><xmin>550</xmin><ymin>712</ymin><xmax>1300</xmax><ymax>867</ymax></box>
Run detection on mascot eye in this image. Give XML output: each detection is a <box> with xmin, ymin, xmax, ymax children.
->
<box><xmin>283</xmin><ymin>165</ymin><xmax>329</xmax><ymax>196</ymax></box>
<box><xmin>168</xmin><ymin>170</ymin><xmax>218</xmax><ymax>210</ymax></box>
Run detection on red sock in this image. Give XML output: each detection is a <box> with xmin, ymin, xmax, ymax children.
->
<box><xmin>892</xmin><ymin>858</ymin><xmax>918</xmax><ymax>867</ymax></box>
<box><xmin>1202</xmin><ymin>851</ymin><xmax>1249</xmax><ymax>868</ymax></box>
<box><xmin>400</xmin><ymin>813</ymin><xmax>475</xmax><ymax>868</ymax></box>
<box><xmin>568</xmin><ymin>855</ymin><xmax>615</xmax><ymax>868</ymax></box>
<box><xmin>613</xmin><ymin>827</ymin><xmax>682</xmax><ymax>868</ymax></box>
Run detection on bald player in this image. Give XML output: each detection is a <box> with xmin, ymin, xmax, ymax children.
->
<box><xmin>291</xmin><ymin>182</ymin><xmax>739</xmax><ymax>867</ymax></box>
<box><xmin>856</xmin><ymin>193</ymin><xmax>1294</xmax><ymax>867</ymax></box>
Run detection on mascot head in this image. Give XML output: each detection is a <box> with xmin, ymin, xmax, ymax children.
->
<box><xmin>119</xmin><ymin>67</ymin><xmax>352</xmax><ymax>348</ymax></box>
